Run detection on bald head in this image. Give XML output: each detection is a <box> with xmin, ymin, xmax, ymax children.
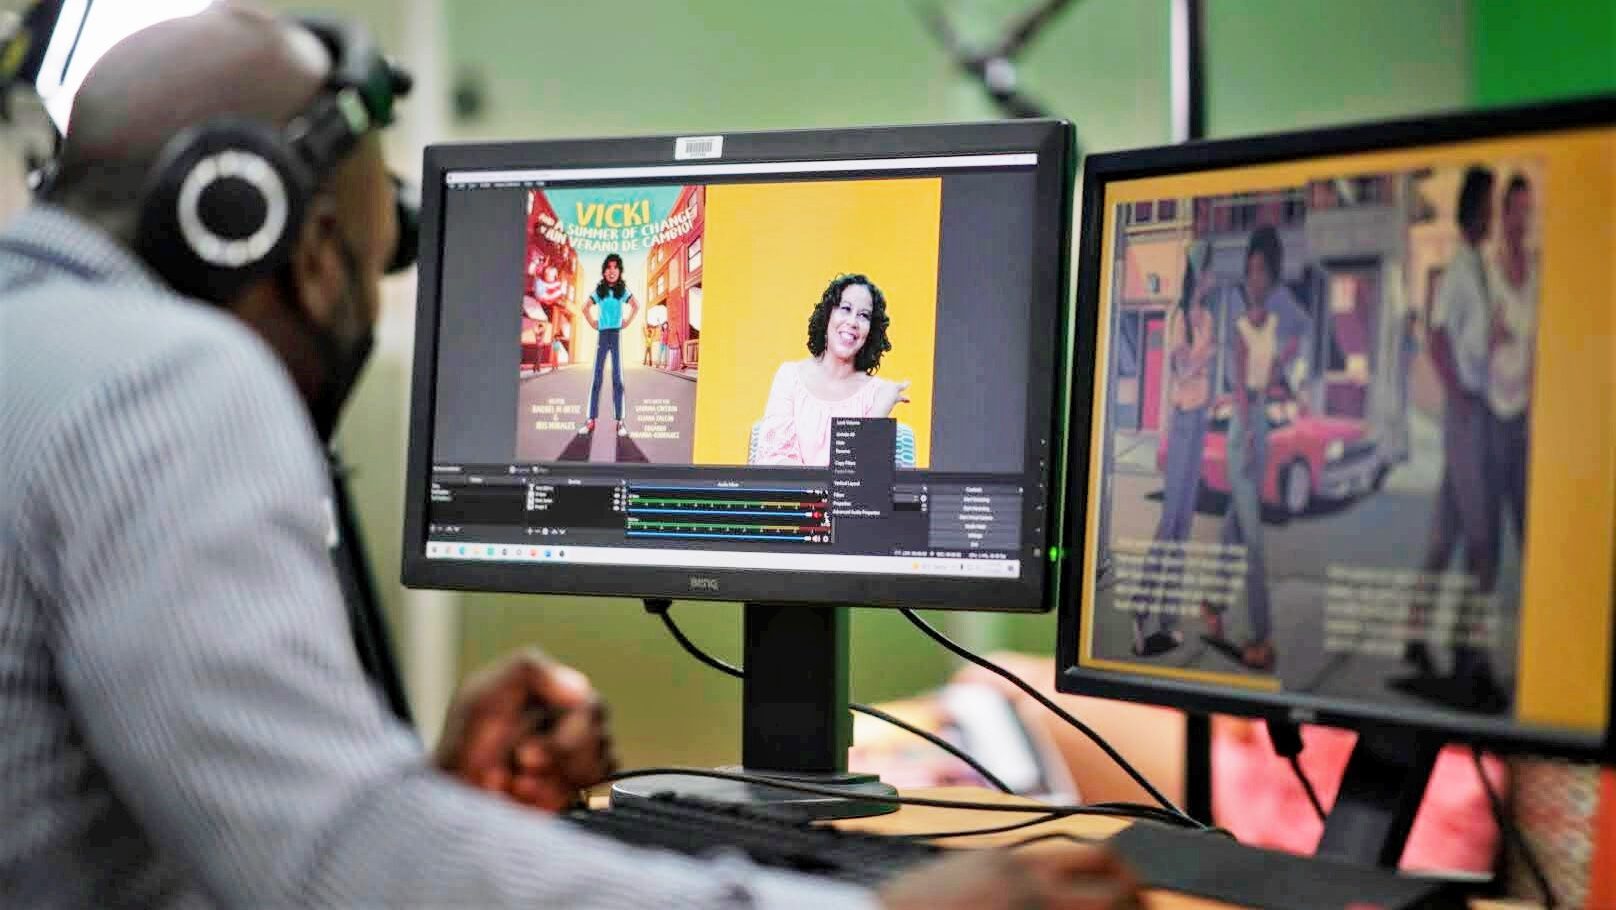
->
<box><xmin>49</xmin><ymin>2</ymin><xmax>332</xmax><ymax>238</ymax></box>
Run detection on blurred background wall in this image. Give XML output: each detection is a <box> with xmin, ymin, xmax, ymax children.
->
<box><xmin>6</xmin><ymin>0</ymin><xmax>1612</xmax><ymax>766</ymax></box>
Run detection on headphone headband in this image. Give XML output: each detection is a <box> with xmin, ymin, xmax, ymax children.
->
<box><xmin>134</xmin><ymin>15</ymin><xmax>415</xmax><ymax>304</ymax></box>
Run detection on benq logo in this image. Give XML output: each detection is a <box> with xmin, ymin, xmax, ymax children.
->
<box><xmin>689</xmin><ymin>577</ymin><xmax>720</xmax><ymax>592</ymax></box>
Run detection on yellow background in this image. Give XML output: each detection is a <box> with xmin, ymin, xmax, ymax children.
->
<box><xmin>1082</xmin><ymin>127</ymin><xmax>1616</xmax><ymax>734</ymax></box>
<box><xmin>692</xmin><ymin>179</ymin><xmax>942</xmax><ymax>466</ymax></box>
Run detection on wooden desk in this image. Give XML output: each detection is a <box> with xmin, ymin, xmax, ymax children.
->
<box><xmin>594</xmin><ymin>786</ymin><xmax>1524</xmax><ymax>908</ymax></box>
<box><xmin>830</xmin><ymin>787</ymin><xmax>1238</xmax><ymax>909</ymax></box>
<box><xmin>832</xmin><ymin>788</ymin><xmax>1535</xmax><ymax>910</ymax></box>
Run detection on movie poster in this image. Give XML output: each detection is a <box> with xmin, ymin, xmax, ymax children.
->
<box><xmin>514</xmin><ymin>184</ymin><xmax>704</xmax><ymax>464</ymax></box>
<box><xmin>1090</xmin><ymin>161</ymin><xmax>1542</xmax><ymax>717</ymax></box>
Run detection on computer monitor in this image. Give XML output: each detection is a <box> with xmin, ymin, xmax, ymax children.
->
<box><xmin>403</xmin><ymin>120</ymin><xmax>1075</xmax><ymax>816</ymax></box>
<box><xmin>1059</xmin><ymin>95</ymin><xmax>1616</xmax><ymax>863</ymax></box>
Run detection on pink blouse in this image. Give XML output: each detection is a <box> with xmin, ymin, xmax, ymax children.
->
<box><xmin>756</xmin><ymin>362</ymin><xmax>883</xmax><ymax>466</ymax></box>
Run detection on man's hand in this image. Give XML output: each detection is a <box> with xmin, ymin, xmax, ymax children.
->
<box><xmin>434</xmin><ymin>649</ymin><xmax>617</xmax><ymax>812</ymax></box>
<box><xmin>879</xmin><ymin>844</ymin><xmax>1142</xmax><ymax>909</ymax></box>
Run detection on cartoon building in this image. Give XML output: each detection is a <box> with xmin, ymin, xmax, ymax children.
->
<box><xmin>642</xmin><ymin>185</ymin><xmax>704</xmax><ymax>375</ymax></box>
<box><xmin>522</xmin><ymin>190</ymin><xmax>580</xmax><ymax>373</ymax></box>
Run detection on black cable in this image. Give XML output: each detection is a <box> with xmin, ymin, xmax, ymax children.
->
<box><xmin>1265</xmin><ymin>719</ymin><xmax>1327</xmax><ymax>824</ymax></box>
<box><xmin>1470</xmin><ymin>747</ymin><xmax>1556</xmax><ymax>909</ymax></box>
<box><xmin>1008</xmin><ymin>832</ymin><xmax>1098</xmax><ymax>849</ymax></box>
<box><xmin>899</xmin><ymin>608</ymin><xmax>1195</xmax><ymax>825</ymax></box>
<box><xmin>848</xmin><ymin>702</ymin><xmax>1017</xmax><ymax>796</ymax></box>
<box><xmin>900</xmin><ymin>809</ymin><xmax>1234</xmax><ymax>843</ymax></box>
<box><xmin>645</xmin><ymin>601</ymin><xmax>1203</xmax><ymax>830</ymax></box>
<box><xmin>1286</xmin><ymin>755</ymin><xmax>1328</xmax><ymax>824</ymax></box>
<box><xmin>894</xmin><ymin>812</ymin><xmax>1067</xmax><ymax>840</ymax></box>
<box><xmin>653</xmin><ymin>607</ymin><xmax>744</xmax><ymax>679</ymax></box>
<box><xmin>645</xmin><ymin>600</ymin><xmax>1017</xmax><ymax>795</ymax></box>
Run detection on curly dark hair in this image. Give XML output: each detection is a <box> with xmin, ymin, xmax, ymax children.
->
<box><xmin>805</xmin><ymin>274</ymin><xmax>892</xmax><ymax>374</ymax></box>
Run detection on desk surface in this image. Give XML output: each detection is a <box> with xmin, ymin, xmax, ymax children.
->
<box><xmin>592</xmin><ymin>785</ymin><xmax>1528</xmax><ymax>908</ymax></box>
<box><xmin>829</xmin><ymin>787</ymin><xmax>1238</xmax><ymax>910</ymax></box>
<box><xmin>831</xmin><ymin>787</ymin><xmax>1535</xmax><ymax>910</ymax></box>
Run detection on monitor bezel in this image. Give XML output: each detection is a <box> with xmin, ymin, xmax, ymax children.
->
<box><xmin>1057</xmin><ymin>94</ymin><xmax>1616</xmax><ymax>759</ymax></box>
<box><xmin>403</xmin><ymin>120</ymin><xmax>1075</xmax><ymax>613</ymax></box>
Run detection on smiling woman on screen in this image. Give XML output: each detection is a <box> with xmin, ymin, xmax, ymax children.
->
<box><xmin>755</xmin><ymin>274</ymin><xmax>910</xmax><ymax>466</ymax></box>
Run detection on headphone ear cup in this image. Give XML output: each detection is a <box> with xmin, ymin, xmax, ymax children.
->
<box><xmin>136</xmin><ymin>118</ymin><xmax>314</xmax><ymax>305</ymax></box>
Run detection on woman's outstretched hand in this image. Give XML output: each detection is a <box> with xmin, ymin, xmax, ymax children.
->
<box><xmin>872</xmin><ymin>378</ymin><xmax>911</xmax><ymax>417</ymax></box>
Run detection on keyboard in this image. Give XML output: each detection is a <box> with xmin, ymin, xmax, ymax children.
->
<box><xmin>562</xmin><ymin>793</ymin><xmax>944</xmax><ymax>888</ymax></box>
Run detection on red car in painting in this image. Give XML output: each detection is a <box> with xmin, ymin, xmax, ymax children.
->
<box><xmin>1158</xmin><ymin>391</ymin><xmax>1383</xmax><ymax>517</ymax></box>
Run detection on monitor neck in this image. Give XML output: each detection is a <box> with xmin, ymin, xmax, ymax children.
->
<box><xmin>1315</xmin><ymin>726</ymin><xmax>1444</xmax><ymax>868</ymax></box>
<box><xmin>610</xmin><ymin>602</ymin><xmax>898</xmax><ymax>820</ymax></box>
<box><xmin>741</xmin><ymin>603</ymin><xmax>853</xmax><ymax>773</ymax></box>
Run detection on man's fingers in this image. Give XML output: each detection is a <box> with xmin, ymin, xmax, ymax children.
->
<box><xmin>510</xmin><ymin>773</ymin><xmax>542</xmax><ymax>804</ymax></box>
<box><xmin>1017</xmin><ymin>845</ymin><xmax>1140</xmax><ymax>906</ymax></box>
<box><xmin>546</xmin><ymin>710</ymin><xmax>615</xmax><ymax>787</ymax></box>
<box><xmin>1016</xmin><ymin>843</ymin><xmax>1130</xmax><ymax>882</ymax></box>
<box><xmin>456</xmin><ymin>717</ymin><xmax>520</xmax><ymax>779</ymax></box>
<box><xmin>523</xmin><ymin>659</ymin><xmax>596</xmax><ymax>710</ymax></box>
<box><xmin>1047</xmin><ymin>881</ymin><xmax>1143</xmax><ymax>910</ymax></box>
<box><xmin>514</xmin><ymin>736</ymin><xmax>552</xmax><ymax>772</ymax></box>
<box><xmin>478</xmin><ymin>766</ymin><xmax>511</xmax><ymax>794</ymax></box>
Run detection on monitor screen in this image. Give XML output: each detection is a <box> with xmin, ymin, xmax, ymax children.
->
<box><xmin>1060</xmin><ymin>97</ymin><xmax>1616</xmax><ymax>755</ymax></box>
<box><xmin>403</xmin><ymin>122</ymin><xmax>1073</xmax><ymax>611</ymax></box>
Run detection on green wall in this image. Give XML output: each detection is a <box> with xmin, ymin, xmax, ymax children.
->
<box><xmin>1473</xmin><ymin>0</ymin><xmax>1616</xmax><ymax>105</ymax></box>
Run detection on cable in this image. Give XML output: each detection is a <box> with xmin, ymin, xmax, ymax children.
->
<box><xmin>1470</xmin><ymin>747</ymin><xmax>1556</xmax><ymax>909</ymax></box>
<box><xmin>901</xmin><ymin>810</ymin><xmax>1231</xmax><ymax>844</ymax></box>
<box><xmin>1265</xmin><ymin>719</ymin><xmax>1327</xmax><ymax>824</ymax></box>
<box><xmin>847</xmin><ymin>702</ymin><xmax>1016</xmax><ymax>796</ymax></box>
<box><xmin>649</xmin><ymin>603</ymin><xmax>744</xmax><ymax>679</ymax></box>
<box><xmin>894</xmin><ymin>813</ymin><xmax>1067</xmax><ymax>840</ymax></box>
<box><xmin>645</xmin><ymin>601</ymin><xmax>1204</xmax><ymax>830</ymax></box>
<box><xmin>644</xmin><ymin>599</ymin><xmax>1016</xmax><ymax>795</ymax></box>
<box><xmin>899</xmin><ymin>608</ymin><xmax>1195</xmax><ymax>825</ymax></box>
<box><xmin>1286</xmin><ymin>756</ymin><xmax>1328</xmax><ymax>824</ymax></box>
<box><xmin>1008</xmin><ymin>832</ymin><xmax>1098</xmax><ymax>849</ymax></box>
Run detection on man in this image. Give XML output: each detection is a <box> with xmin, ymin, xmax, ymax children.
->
<box><xmin>0</xmin><ymin>5</ymin><xmax>1137</xmax><ymax>908</ymax></box>
<box><xmin>1204</xmin><ymin>225</ymin><xmax>1287</xmax><ymax>672</ymax></box>
<box><xmin>1486</xmin><ymin>173</ymin><xmax>1535</xmax><ymax>556</ymax></box>
<box><xmin>1403</xmin><ymin>166</ymin><xmax>1505</xmax><ymax>712</ymax></box>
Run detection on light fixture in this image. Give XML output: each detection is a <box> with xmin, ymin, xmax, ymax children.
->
<box><xmin>27</xmin><ymin>0</ymin><xmax>215</xmax><ymax>135</ymax></box>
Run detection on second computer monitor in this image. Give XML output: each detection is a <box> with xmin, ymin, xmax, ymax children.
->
<box><xmin>1059</xmin><ymin>96</ymin><xmax>1616</xmax><ymax>759</ymax></box>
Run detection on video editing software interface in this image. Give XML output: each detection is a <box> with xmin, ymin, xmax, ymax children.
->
<box><xmin>423</xmin><ymin>149</ymin><xmax>1058</xmax><ymax>587</ymax></box>
<box><xmin>1075</xmin><ymin>118</ymin><xmax>1615</xmax><ymax>745</ymax></box>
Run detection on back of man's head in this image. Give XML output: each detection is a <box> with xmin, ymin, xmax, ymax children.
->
<box><xmin>40</xmin><ymin>1</ymin><xmax>400</xmax><ymax>443</ymax></box>
<box><xmin>46</xmin><ymin>2</ymin><xmax>330</xmax><ymax>245</ymax></box>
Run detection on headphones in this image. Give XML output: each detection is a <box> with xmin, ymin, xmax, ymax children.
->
<box><xmin>133</xmin><ymin>15</ymin><xmax>418</xmax><ymax>305</ymax></box>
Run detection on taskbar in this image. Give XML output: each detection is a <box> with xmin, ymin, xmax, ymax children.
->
<box><xmin>424</xmin><ymin>540</ymin><xmax>1023</xmax><ymax>579</ymax></box>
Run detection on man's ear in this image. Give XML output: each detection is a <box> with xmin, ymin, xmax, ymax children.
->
<box><xmin>285</xmin><ymin>193</ymin><xmax>346</xmax><ymax>326</ymax></box>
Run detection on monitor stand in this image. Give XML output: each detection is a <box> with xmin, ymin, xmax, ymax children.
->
<box><xmin>1106</xmin><ymin>725</ymin><xmax>1452</xmax><ymax>909</ymax></box>
<box><xmin>610</xmin><ymin>603</ymin><xmax>900</xmax><ymax>820</ymax></box>
<box><xmin>1315</xmin><ymin>725</ymin><xmax>1443</xmax><ymax>868</ymax></box>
